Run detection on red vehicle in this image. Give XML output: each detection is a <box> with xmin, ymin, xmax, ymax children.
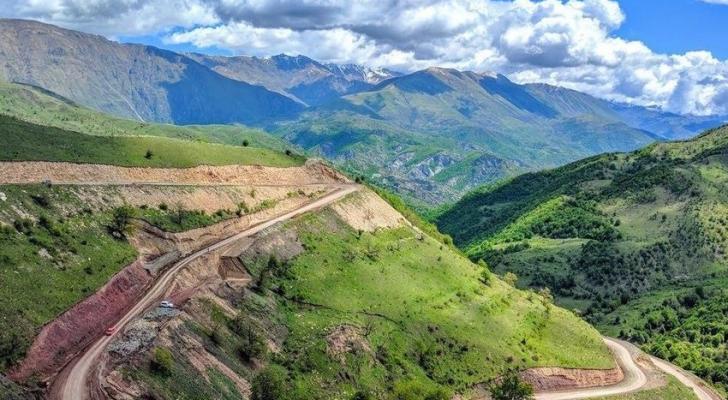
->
<box><xmin>104</xmin><ymin>326</ymin><xmax>116</xmax><ymax>336</ymax></box>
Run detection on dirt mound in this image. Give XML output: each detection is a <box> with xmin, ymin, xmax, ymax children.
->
<box><xmin>0</xmin><ymin>159</ymin><xmax>349</xmax><ymax>186</ymax></box>
<box><xmin>9</xmin><ymin>259</ymin><xmax>153</xmax><ymax>383</ymax></box>
<box><xmin>326</xmin><ymin>325</ymin><xmax>372</xmax><ymax>361</ymax></box>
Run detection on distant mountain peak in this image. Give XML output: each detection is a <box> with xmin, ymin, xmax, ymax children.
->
<box><xmin>324</xmin><ymin>63</ymin><xmax>399</xmax><ymax>84</ymax></box>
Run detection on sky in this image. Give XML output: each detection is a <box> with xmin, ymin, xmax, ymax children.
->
<box><xmin>2</xmin><ymin>0</ymin><xmax>728</xmax><ymax>116</ymax></box>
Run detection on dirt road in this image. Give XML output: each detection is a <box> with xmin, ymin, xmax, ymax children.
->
<box><xmin>56</xmin><ymin>185</ymin><xmax>359</xmax><ymax>400</ymax></box>
<box><xmin>536</xmin><ymin>338</ymin><xmax>723</xmax><ymax>400</ymax></box>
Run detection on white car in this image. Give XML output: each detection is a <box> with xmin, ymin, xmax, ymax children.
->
<box><xmin>160</xmin><ymin>300</ymin><xmax>175</xmax><ymax>308</ymax></box>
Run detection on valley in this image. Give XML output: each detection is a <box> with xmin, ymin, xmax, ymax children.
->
<box><xmin>436</xmin><ymin>125</ymin><xmax>728</xmax><ymax>396</ymax></box>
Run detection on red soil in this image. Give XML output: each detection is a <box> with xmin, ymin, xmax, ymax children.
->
<box><xmin>9</xmin><ymin>259</ymin><xmax>152</xmax><ymax>384</ymax></box>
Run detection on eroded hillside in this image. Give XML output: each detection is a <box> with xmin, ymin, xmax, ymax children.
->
<box><xmin>0</xmin><ymin>158</ymin><xmax>625</xmax><ymax>399</ymax></box>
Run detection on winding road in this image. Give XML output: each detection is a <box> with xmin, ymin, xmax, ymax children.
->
<box><xmin>57</xmin><ymin>185</ymin><xmax>359</xmax><ymax>400</ymax></box>
<box><xmin>536</xmin><ymin>338</ymin><xmax>722</xmax><ymax>400</ymax></box>
<box><xmin>51</xmin><ymin>181</ymin><xmax>722</xmax><ymax>400</ymax></box>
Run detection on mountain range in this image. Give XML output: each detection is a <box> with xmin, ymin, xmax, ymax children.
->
<box><xmin>0</xmin><ymin>18</ymin><xmax>725</xmax><ymax>205</ymax></box>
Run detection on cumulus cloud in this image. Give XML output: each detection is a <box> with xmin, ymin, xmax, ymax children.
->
<box><xmin>3</xmin><ymin>0</ymin><xmax>728</xmax><ymax>115</ymax></box>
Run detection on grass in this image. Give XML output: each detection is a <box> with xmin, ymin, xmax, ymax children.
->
<box><xmin>0</xmin><ymin>184</ymin><xmax>137</xmax><ymax>370</ymax></box>
<box><xmin>232</xmin><ymin>207</ymin><xmax>613</xmax><ymax>398</ymax></box>
<box><xmin>0</xmin><ymin>115</ymin><xmax>305</xmax><ymax>168</ymax></box>
<box><xmin>0</xmin><ymin>81</ymin><xmax>293</xmax><ymax>152</ymax></box>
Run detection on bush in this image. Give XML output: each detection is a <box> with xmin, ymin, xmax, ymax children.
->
<box><xmin>31</xmin><ymin>193</ymin><xmax>51</xmax><ymax>208</ymax></box>
<box><xmin>151</xmin><ymin>347</ymin><xmax>173</xmax><ymax>375</ymax></box>
<box><xmin>489</xmin><ymin>370</ymin><xmax>534</xmax><ymax>400</ymax></box>
<box><xmin>503</xmin><ymin>272</ymin><xmax>518</xmax><ymax>287</ymax></box>
<box><xmin>110</xmin><ymin>205</ymin><xmax>136</xmax><ymax>237</ymax></box>
<box><xmin>392</xmin><ymin>380</ymin><xmax>450</xmax><ymax>400</ymax></box>
<box><xmin>242</xmin><ymin>139</ymin><xmax>250</xmax><ymax>147</ymax></box>
<box><xmin>352</xmin><ymin>390</ymin><xmax>374</xmax><ymax>400</ymax></box>
<box><xmin>251</xmin><ymin>364</ymin><xmax>287</xmax><ymax>400</ymax></box>
<box><xmin>229</xmin><ymin>316</ymin><xmax>268</xmax><ymax>362</ymax></box>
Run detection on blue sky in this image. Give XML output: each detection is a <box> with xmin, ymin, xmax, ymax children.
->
<box><xmin>617</xmin><ymin>0</ymin><xmax>728</xmax><ymax>59</ymax></box>
<box><xmin>4</xmin><ymin>0</ymin><xmax>728</xmax><ymax>115</ymax></box>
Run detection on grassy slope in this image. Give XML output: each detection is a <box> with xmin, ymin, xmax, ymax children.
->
<box><xmin>0</xmin><ymin>82</ymin><xmax>292</xmax><ymax>151</ymax></box>
<box><xmin>0</xmin><ymin>185</ymin><xmax>137</xmax><ymax>370</ymax></box>
<box><xmin>0</xmin><ymin>114</ymin><xmax>304</xmax><ymax>168</ymax></box>
<box><xmin>227</xmin><ymin>200</ymin><xmax>612</xmax><ymax>398</ymax></box>
<box><xmin>435</xmin><ymin>125</ymin><xmax>728</xmax><ymax>393</ymax></box>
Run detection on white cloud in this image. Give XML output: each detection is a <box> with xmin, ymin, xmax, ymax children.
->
<box><xmin>700</xmin><ymin>0</ymin><xmax>728</xmax><ymax>4</ymax></box>
<box><xmin>4</xmin><ymin>0</ymin><xmax>728</xmax><ymax>115</ymax></box>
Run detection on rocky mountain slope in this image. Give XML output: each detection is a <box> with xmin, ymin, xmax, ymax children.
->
<box><xmin>435</xmin><ymin>124</ymin><xmax>728</xmax><ymax>394</ymax></box>
<box><xmin>187</xmin><ymin>53</ymin><xmax>398</xmax><ymax>106</ymax></box>
<box><xmin>0</xmin><ymin>19</ymin><xmax>303</xmax><ymax>124</ymax></box>
<box><xmin>276</xmin><ymin>69</ymin><xmax>672</xmax><ymax>205</ymax></box>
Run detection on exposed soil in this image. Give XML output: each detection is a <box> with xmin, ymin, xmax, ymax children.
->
<box><xmin>0</xmin><ymin>159</ymin><xmax>348</xmax><ymax>186</ymax></box>
<box><xmin>325</xmin><ymin>325</ymin><xmax>372</xmax><ymax>362</ymax></box>
<box><xmin>521</xmin><ymin>366</ymin><xmax>624</xmax><ymax>391</ymax></box>
<box><xmin>9</xmin><ymin>258</ymin><xmax>153</xmax><ymax>383</ymax></box>
<box><xmin>329</xmin><ymin>190</ymin><xmax>406</xmax><ymax>232</ymax></box>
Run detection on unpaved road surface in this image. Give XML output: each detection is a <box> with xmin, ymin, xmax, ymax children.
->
<box><xmin>536</xmin><ymin>338</ymin><xmax>723</xmax><ymax>400</ymax></box>
<box><xmin>649</xmin><ymin>356</ymin><xmax>723</xmax><ymax>400</ymax></box>
<box><xmin>56</xmin><ymin>185</ymin><xmax>359</xmax><ymax>400</ymax></box>
<box><xmin>0</xmin><ymin>160</ymin><xmax>347</xmax><ymax>186</ymax></box>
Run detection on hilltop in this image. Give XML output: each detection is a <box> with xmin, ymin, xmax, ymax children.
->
<box><xmin>436</xmin><ymin>124</ymin><xmax>728</xmax><ymax>394</ymax></box>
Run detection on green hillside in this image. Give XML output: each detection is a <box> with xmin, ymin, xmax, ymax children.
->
<box><xmin>127</xmin><ymin>194</ymin><xmax>613</xmax><ymax>400</ymax></box>
<box><xmin>436</xmin><ymin>125</ymin><xmax>728</xmax><ymax>393</ymax></box>
<box><xmin>0</xmin><ymin>82</ymin><xmax>294</xmax><ymax>152</ymax></box>
<box><xmin>0</xmin><ymin>114</ymin><xmax>303</xmax><ymax>168</ymax></box>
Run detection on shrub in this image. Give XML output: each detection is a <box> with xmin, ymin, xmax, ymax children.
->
<box><xmin>242</xmin><ymin>139</ymin><xmax>250</xmax><ymax>147</ymax></box>
<box><xmin>110</xmin><ymin>205</ymin><xmax>136</xmax><ymax>237</ymax></box>
<box><xmin>30</xmin><ymin>193</ymin><xmax>51</xmax><ymax>208</ymax></box>
<box><xmin>392</xmin><ymin>380</ymin><xmax>450</xmax><ymax>400</ymax></box>
<box><xmin>251</xmin><ymin>364</ymin><xmax>287</xmax><ymax>400</ymax></box>
<box><xmin>229</xmin><ymin>316</ymin><xmax>268</xmax><ymax>362</ymax></box>
<box><xmin>151</xmin><ymin>347</ymin><xmax>173</xmax><ymax>375</ymax></box>
<box><xmin>489</xmin><ymin>370</ymin><xmax>534</xmax><ymax>400</ymax></box>
<box><xmin>144</xmin><ymin>149</ymin><xmax>154</xmax><ymax>159</ymax></box>
<box><xmin>503</xmin><ymin>272</ymin><xmax>518</xmax><ymax>287</ymax></box>
<box><xmin>352</xmin><ymin>390</ymin><xmax>374</xmax><ymax>400</ymax></box>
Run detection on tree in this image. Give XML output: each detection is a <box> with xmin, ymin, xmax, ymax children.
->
<box><xmin>151</xmin><ymin>347</ymin><xmax>173</xmax><ymax>375</ymax></box>
<box><xmin>171</xmin><ymin>202</ymin><xmax>185</xmax><ymax>225</ymax></box>
<box><xmin>489</xmin><ymin>370</ymin><xmax>534</xmax><ymax>400</ymax></box>
<box><xmin>144</xmin><ymin>149</ymin><xmax>154</xmax><ymax>159</ymax></box>
<box><xmin>111</xmin><ymin>204</ymin><xmax>136</xmax><ymax>237</ymax></box>
<box><xmin>503</xmin><ymin>272</ymin><xmax>519</xmax><ymax>287</ymax></box>
<box><xmin>251</xmin><ymin>364</ymin><xmax>287</xmax><ymax>400</ymax></box>
<box><xmin>242</xmin><ymin>139</ymin><xmax>250</xmax><ymax>147</ymax></box>
<box><xmin>478</xmin><ymin>259</ymin><xmax>492</xmax><ymax>285</ymax></box>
